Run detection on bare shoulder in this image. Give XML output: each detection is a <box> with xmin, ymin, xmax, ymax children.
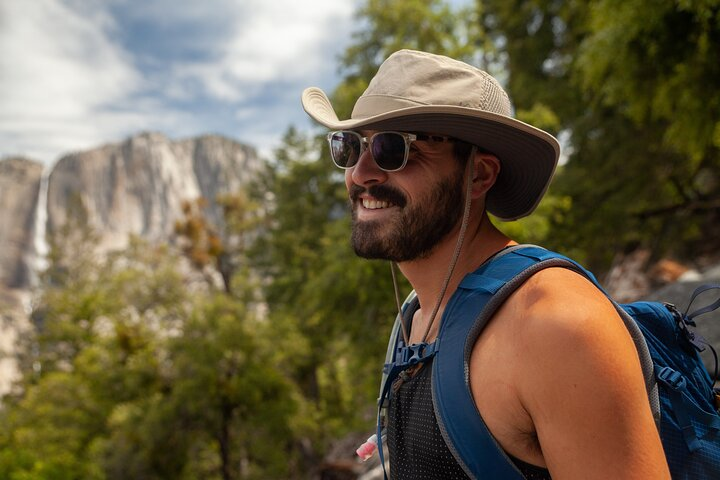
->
<box><xmin>511</xmin><ymin>266</ymin><xmax>617</xmax><ymax>327</ymax></box>
<box><xmin>493</xmin><ymin>267</ymin><xmax>670</xmax><ymax>478</ymax></box>
<box><xmin>486</xmin><ymin>266</ymin><xmax>629</xmax><ymax>359</ymax></box>
<box><xmin>505</xmin><ymin>266</ymin><xmax>642</xmax><ymax>402</ymax></box>
<box><xmin>523</xmin><ymin>265</ymin><xmax>617</xmax><ymax>318</ymax></box>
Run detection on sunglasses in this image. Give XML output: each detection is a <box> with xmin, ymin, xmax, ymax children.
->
<box><xmin>327</xmin><ymin>130</ymin><xmax>454</xmax><ymax>172</ymax></box>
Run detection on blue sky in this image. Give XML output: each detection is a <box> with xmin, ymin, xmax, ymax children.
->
<box><xmin>0</xmin><ymin>0</ymin><xmax>363</xmax><ymax>165</ymax></box>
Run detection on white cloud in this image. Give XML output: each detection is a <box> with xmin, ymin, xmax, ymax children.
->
<box><xmin>171</xmin><ymin>0</ymin><xmax>355</xmax><ymax>102</ymax></box>
<box><xmin>0</xmin><ymin>0</ymin><xmax>144</xmax><ymax>161</ymax></box>
<box><xmin>0</xmin><ymin>1</ymin><xmax>141</xmax><ymax>116</ymax></box>
<box><xmin>0</xmin><ymin>0</ymin><xmax>357</xmax><ymax>164</ymax></box>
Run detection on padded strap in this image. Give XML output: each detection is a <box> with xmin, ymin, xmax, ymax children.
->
<box><xmin>374</xmin><ymin>245</ymin><xmax>535</xmax><ymax>476</ymax></box>
<box><xmin>432</xmin><ymin>249</ymin><xmax>554</xmax><ymax>479</ymax></box>
<box><xmin>377</xmin><ymin>246</ymin><xmax>660</xmax><ymax>477</ymax></box>
<box><xmin>433</xmin><ymin>246</ymin><xmax>659</xmax><ymax>478</ymax></box>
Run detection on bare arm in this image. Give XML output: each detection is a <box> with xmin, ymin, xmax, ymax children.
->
<box><xmin>470</xmin><ymin>267</ymin><xmax>670</xmax><ymax>479</ymax></box>
<box><xmin>514</xmin><ymin>268</ymin><xmax>670</xmax><ymax>479</ymax></box>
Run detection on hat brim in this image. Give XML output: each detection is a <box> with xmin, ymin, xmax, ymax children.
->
<box><xmin>302</xmin><ymin>87</ymin><xmax>560</xmax><ymax>221</ymax></box>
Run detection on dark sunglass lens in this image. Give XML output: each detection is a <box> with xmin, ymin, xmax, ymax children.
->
<box><xmin>372</xmin><ymin>133</ymin><xmax>406</xmax><ymax>171</ymax></box>
<box><xmin>329</xmin><ymin>132</ymin><xmax>361</xmax><ymax>168</ymax></box>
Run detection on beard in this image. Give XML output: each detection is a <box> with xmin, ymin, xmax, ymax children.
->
<box><xmin>349</xmin><ymin>167</ymin><xmax>465</xmax><ymax>262</ymax></box>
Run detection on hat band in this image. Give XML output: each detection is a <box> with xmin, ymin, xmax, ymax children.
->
<box><xmin>352</xmin><ymin>95</ymin><xmax>425</xmax><ymax>120</ymax></box>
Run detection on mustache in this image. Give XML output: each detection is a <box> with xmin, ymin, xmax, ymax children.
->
<box><xmin>349</xmin><ymin>184</ymin><xmax>407</xmax><ymax>207</ymax></box>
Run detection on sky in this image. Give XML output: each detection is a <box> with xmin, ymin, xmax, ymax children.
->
<box><xmin>0</xmin><ymin>0</ymin><xmax>363</xmax><ymax>165</ymax></box>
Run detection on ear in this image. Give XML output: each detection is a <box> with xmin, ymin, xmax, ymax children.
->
<box><xmin>470</xmin><ymin>152</ymin><xmax>500</xmax><ymax>199</ymax></box>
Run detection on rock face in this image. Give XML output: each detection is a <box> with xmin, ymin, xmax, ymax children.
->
<box><xmin>645</xmin><ymin>266</ymin><xmax>720</xmax><ymax>374</ymax></box>
<box><xmin>46</xmin><ymin>132</ymin><xmax>260</xmax><ymax>252</ymax></box>
<box><xmin>1</xmin><ymin>133</ymin><xmax>261</xmax><ymax>293</ymax></box>
<box><xmin>0</xmin><ymin>132</ymin><xmax>262</xmax><ymax>393</ymax></box>
<box><xmin>0</xmin><ymin>157</ymin><xmax>43</xmax><ymax>394</ymax></box>
<box><xmin>0</xmin><ymin>157</ymin><xmax>44</xmax><ymax>289</ymax></box>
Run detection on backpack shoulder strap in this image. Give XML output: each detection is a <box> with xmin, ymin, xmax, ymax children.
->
<box><xmin>431</xmin><ymin>246</ymin><xmax>658</xmax><ymax>479</ymax></box>
<box><xmin>376</xmin><ymin>245</ymin><xmax>538</xmax><ymax>443</ymax></box>
<box><xmin>378</xmin><ymin>245</ymin><xmax>530</xmax><ymax>402</ymax></box>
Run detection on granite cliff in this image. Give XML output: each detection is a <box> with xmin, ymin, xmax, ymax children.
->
<box><xmin>0</xmin><ymin>157</ymin><xmax>44</xmax><ymax>291</ymax></box>
<box><xmin>46</xmin><ymin>131</ymin><xmax>260</xmax><ymax>252</ymax></box>
<box><xmin>0</xmin><ymin>132</ymin><xmax>262</xmax><ymax>391</ymax></box>
<box><xmin>1</xmin><ymin>132</ymin><xmax>260</xmax><ymax>290</ymax></box>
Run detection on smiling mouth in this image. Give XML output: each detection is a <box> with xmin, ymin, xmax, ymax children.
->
<box><xmin>362</xmin><ymin>198</ymin><xmax>395</xmax><ymax>210</ymax></box>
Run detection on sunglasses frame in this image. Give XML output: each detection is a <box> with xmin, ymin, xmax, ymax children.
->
<box><xmin>326</xmin><ymin>130</ymin><xmax>453</xmax><ymax>172</ymax></box>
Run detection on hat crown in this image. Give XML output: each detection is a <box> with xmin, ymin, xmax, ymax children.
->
<box><xmin>300</xmin><ymin>49</ymin><xmax>560</xmax><ymax>220</ymax></box>
<box><xmin>352</xmin><ymin>49</ymin><xmax>512</xmax><ymax>120</ymax></box>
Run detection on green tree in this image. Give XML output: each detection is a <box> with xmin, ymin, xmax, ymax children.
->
<box><xmin>2</xmin><ymin>230</ymin><xmax>295</xmax><ymax>479</ymax></box>
<box><xmin>0</xmin><ymin>235</ymin><xmax>188</xmax><ymax>480</ymax></box>
<box><xmin>481</xmin><ymin>0</ymin><xmax>720</xmax><ymax>268</ymax></box>
<box><xmin>334</xmin><ymin>0</ymin><xmax>485</xmax><ymax>119</ymax></box>
<box><xmin>249</xmin><ymin>127</ymin><xmax>402</xmax><ymax>471</ymax></box>
<box><xmin>94</xmin><ymin>294</ymin><xmax>295</xmax><ymax>480</ymax></box>
<box><xmin>174</xmin><ymin>193</ymin><xmax>262</xmax><ymax>297</ymax></box>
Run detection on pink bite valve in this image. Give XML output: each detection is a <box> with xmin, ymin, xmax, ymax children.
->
<box><xmin>356</xmin><ymin>434</ymin><xmax>378</xmax><ymax>461</ymax></box>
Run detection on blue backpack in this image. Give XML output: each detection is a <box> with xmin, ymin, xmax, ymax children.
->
<box><xmin>377</xmin><ymin>246</ymin><xmax>720</xmax><ymax>479</ymax></box>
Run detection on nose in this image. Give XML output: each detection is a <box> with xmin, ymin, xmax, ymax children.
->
<box><xmin>348</xmin><ymin>147</ymin><xmax>388</xmax><ymax>187</ymax></box>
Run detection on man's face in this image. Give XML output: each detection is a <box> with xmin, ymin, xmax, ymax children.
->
<box><xmin>345</xmin><ymin>132</ymin><xmax>465</xmax><ymax>262</ymax></box>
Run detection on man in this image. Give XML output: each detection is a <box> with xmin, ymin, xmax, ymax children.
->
<box><xmin>302</xmin><ymin>50</ymin><xmax>670</xmax><ymax>479</ymax></box>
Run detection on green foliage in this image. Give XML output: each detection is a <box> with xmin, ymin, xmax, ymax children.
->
<box><xmin>577</xmin><ymin>0</ymin><xmax>720</xmax><ymax>158</ymax></box>
<box><xmin>174</xmin><ymin>198</ymin><xmax>223</xmax><ymax>272</ymax></box>
<box><xmin>173</xmin><ymin>193</ymin><xmax>263</xmax><ymax>296</ymax></box>
<box><xmin>493</xmin><ymin>191</ymin><xmax>572</xmax><ymax>248</ymax></box>
<box><xmin>334</xmin><ymin>0</ymin><xmax>485</xmax><ymax>118</ymax></box>
<box><xmin>482</xmin><ymin>0</ymin><xmax>720</xmax><ymax>269</ymax></box>
<box><xmin>249</xmin><ymin>127</ymin><xmax>401</xmax><ymax>467</ymax></box>
<box><xmin>2</xmin><ymin>232</ymin><xmax>295</xmax><ymax>479</ymax></box>
<box><xmin>0</xmin><ymin>372</ymin><xmax>105</xmax><ymax>480</ymax></box>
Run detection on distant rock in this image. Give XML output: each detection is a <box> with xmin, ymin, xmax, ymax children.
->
<box><xmin>0</xmin><ymin>157</ymin><xmax>45</xmax><ymax>394</ymax></box>
<box><xmin>0</xmin><ymin>132</ymin><xmax>262</xmax><ymax>294</ymax></box>
<box><xmin>603</xmin><ymin>248</ymin><xmax>720</xmax><ymax>372</ymax></box>
<box><xmin>46</xmin><ymin>131</ymin><xmax>261</xmax><ymax>252</ymax></box>
<box><xmin>0</xmin><ymin>132</ymin><xmax>263</xmax><ymax>394</ymax></box>
<box><xmin>645</xmin><ymin>265</ymin><xmax>720</xmax><ymax>375</ymax></box>
<box><xmin>0</xmin><ymin>157</ymin><xmax>44</xmax><ymax>289</ymax></box>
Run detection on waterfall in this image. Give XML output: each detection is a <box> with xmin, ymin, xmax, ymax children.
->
<box><xmin>29</xmin><ymin>165</ymin><xmax>51</xmax><ymax>286</ymax></box>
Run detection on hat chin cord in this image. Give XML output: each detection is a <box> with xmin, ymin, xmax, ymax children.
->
<box><xmin>391</xmin><ymin>146</ymin><xmax>477</xmax><ymax>345</ymax></box>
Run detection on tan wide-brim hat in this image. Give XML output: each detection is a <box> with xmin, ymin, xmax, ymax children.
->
<box><xmin>302</xmin><ymin>49</ymin><xmax>560</xmax><ymax>221</ymax></box>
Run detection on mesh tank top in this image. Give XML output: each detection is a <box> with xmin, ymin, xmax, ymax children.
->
<box><xmin>387</xmin><ymin>358</ymin><xmax>552</xmax><ymax>479</ymax></box>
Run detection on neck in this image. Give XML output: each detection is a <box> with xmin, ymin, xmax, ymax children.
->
<box><xmin>397</xmin><ymin>212</ymin><xmax>515</xmax><ymax>342</ymax></box>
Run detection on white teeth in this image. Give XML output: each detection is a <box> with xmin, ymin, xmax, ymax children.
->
<box><xmin>362</xmin><ymin>198</ymin><xmax>392</xmax><ymax>209</ymax></box>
